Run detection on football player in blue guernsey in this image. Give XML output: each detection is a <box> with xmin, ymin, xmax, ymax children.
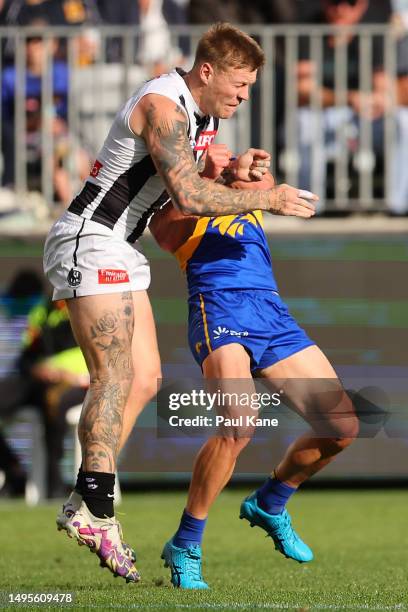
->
<box><xmin>44</xmin><ymin>23</ymin><xmax>318</xmax><ymax>583</ymax></box>
<box><xmin>149</xmin><ymin>144</ymin><xmax>359</xmax><ymax>589</ymax></box>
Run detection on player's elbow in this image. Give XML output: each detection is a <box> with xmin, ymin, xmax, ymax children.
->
<box><xmin>171</xmin><ymin>175</ymin><xmax>209</xmax><ymax>216</ymax></box>
<box><xmin>173</xmin><ymin>195</ymin><xmax>199</xmax><ymax>217</ymax></box>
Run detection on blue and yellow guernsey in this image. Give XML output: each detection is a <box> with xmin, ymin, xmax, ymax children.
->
<box><xmin>175</xmin><ymin>210</ymin><xmax>278</xmax><ymax>298</ymax></box>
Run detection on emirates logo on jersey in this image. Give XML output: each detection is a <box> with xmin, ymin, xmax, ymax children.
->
<box><xmin>194</xmin><ymin>131</ymin><xmax>217</xmax><ymax>151</ymax></box>
<box><xmin>98</xmin><ymin>269</ymin><xmax>129</xmax><ymax>284</ymax></box>
<box><xmin>90</xmin><ymin>160</ymin><xmax>103</xmax><ymax>178</ymax></box>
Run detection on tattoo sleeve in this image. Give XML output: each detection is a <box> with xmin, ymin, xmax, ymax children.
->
<box><xmin>216</xmin><ymin>167</ymin><xmax>237</xmax><ymax>186</ymax></box>
<box><xmin>143</xmin><ymin>99</ymin><xmax>282</xmax><ymax>217</ymax></box>
<box><xmin>197</xmin><ymin>156</ymin><xmax>206</xmax><ymax>174</ymax></box>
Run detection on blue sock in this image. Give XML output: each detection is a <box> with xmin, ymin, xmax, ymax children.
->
<box><xmin>173</xmin><ymin>509</ymin><xmax>207</xmax><ymax>548</ymax></box>
<box><xmin>256</xmin><ymin>475</ymin><xmax>297</xmax><ymax>515</ymax></box>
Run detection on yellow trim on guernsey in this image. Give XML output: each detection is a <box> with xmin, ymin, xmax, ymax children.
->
<box><xmin>175</xmin><ymin>217</ymin><xmax>211</xmax><ymax>271</ymax></box>
<box><xmin>174</xmin><ymin>211</ymin><xmax>264</xmax><ymax>271</ymax></box>
<box><xmin>253</xmin><ymin>210</ymin><xmax>263</xmax><ymax>225</ymax></box>
<box><xmin>211</xmin><ymin>210</ymin><xmax>263</xmax><ymax>237</ymax></box>
<box><xmin>199</xmin><ymin>293</ymin><xmax>212</xmax><ymax>354</ymax></box>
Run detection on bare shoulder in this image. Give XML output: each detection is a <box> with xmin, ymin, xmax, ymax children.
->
<box><xmin>129</xmin><ymin>93</ymin><xmax>187</xmax><ymax>138</ymax></box>
<box><xmin>135</xmin><ymin>93</ymin><xmax>195</xmax><ymax>186</ymax></box>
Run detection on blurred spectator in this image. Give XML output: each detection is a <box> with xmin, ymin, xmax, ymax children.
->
<box><xmin>0</xmin><ymin>0</ymin><xmax>95</xmax><ymax>26</ymax></box>
<box><xmin>96</xmin><ymin>0</ymin><xmax>138</xmax><ymax>24</ymax></box>
<box><xmin>1</xmin><ymin>24</ymin><xmax>90</xmax><ymax>205</ymax></box>
<box><xmin>0</xmin><ymin>292</ymin><xmax>89</xmax><ymax>498</ymax></box>
<box><xmin>138</xmin><ymin>0</ymin><xmax>185</xmax><ymax>76</ymax></box>
<box><xmin>240</xmin><ymin>0</ymin><xmax>299</xmax><ymax>23</ymax></box>
<box><xmin>97</xmin><ymin>0</ymin><xmax>185</xmax><ymax>73</ymax></box>
<box><xmin>295</xmin><ymin>0</ymin><xmax>324</xmax><ymax>22</ymax></box>
<box><xmin>95</xmin><ymin>0</ymin><xmax>139</xmax><ymax>62</ymax></box>
<box><xmin>189</xmin><ymin>0</ymin><xmax>299</xmax><ymax>24</ymax></box>
<box><xmin>0</xmin><ymin>0</ymin><xmax>100</xmax><ymax>75</ymax></box>
<box><xmin>0</xmin><ymin>269</ymin><xmax>43</xmax><ymax>497</ymax></box>
<box><xmin>295</xmin><ymin>0</ymin><xmax>408</xmax><ymax>213</ymax></box>
<box><xmin>392</xmin><ymin>0</ymin><xmax>408</xmax><ymax>30</ymax></box>
<box><xmin>0</xmin><ymin>0</ymin><xmax>8</xmax><ymax>23</ymax></box>
<box><xmin>162</xmin><ymin>0</ymin><xmax>189</xmax><ymax>57</ymax></box>
<box><xmin>188</xmin><ymin>0</ymin><xmax>241</xmax><ymax>23</ymax></box>
<box><xmin>72</xmin><ymin>26</ymin><xmax>101</xmax><ymax>66</ymax></box>
<box><xmin>391</xmin><ymin>1</ymin><xmax>408</xmax><ymax>96</ymax></box>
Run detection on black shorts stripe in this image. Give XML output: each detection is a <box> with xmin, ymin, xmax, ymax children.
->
<box><xmin>72</xmin><ymin>218</ymin><xmax>85</xmax><ymax>267</ymax></box>
<box><xmin>72</xmin><ymin>218</ymin><xmax>85</xmax><ymax>298</ymax></box>
<box><xmin>90</xmin><ymin>154</ymin><xmax>157</xmax><ymax>230</ymax></box>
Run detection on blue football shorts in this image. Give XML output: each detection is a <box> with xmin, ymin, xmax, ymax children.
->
<box><xmin>188</xmin><ymin>289</ymin><xmax>315</xmax><ymax>371</ymax></box>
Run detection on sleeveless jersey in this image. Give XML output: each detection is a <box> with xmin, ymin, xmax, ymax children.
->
<box><xmin>175</xmin><ymin>211</ymin><xmax>279</xmax><ymax>298</ymax></box>
<box><xmin>68</xmin><ymin>68</ymin><xmax>219</xmax><ymax>243</ymax></box>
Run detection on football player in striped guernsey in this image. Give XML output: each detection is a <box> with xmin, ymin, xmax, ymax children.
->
<box><xmin>44</xmin><ymin>23</ymin><xmax>316</xmax><ymax>581</ymax></box>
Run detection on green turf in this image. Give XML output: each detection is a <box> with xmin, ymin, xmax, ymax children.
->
<box><xmin>1</xmin><ymin>489</ymin><xmax>407</xmax><ymax>610</ymax></box>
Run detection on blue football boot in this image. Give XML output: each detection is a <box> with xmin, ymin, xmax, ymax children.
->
<box><xmin>239</xmin><ymin>493</ymin><xmax>313</xmax><ymax>563</ymax></box>
<box><xmin>161</xmin><ymin>538</ymin><xmax>209</xmax><ymax>589</ymax></box>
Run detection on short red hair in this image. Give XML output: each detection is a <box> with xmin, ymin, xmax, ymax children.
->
<box><xmin>194</xmin><ymin>23</ymin><xmax>265</xmax><ymax>73</ymax></box>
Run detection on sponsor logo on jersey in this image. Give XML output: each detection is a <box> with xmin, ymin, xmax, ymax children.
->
<box><xmin>98</xmin><ymin>269</ymin><xmax>130</xmax><ymax>284</ymax></box>
<box><xmin>90</xmin><ymin>159</ymin><xmax>103</xmax><ymax>178</ymax></box>
<box><xmin>213</xmin><ymin>326</ymin><xmax>249</xmax><ymax>339</ymax></box>
<box><xmin>194</xmin><ymin>130</ymin><xmax>217</xmax><ymax>151</ymax></box>
<box><xmin>67</xmin><ymin>267</ymin><xmax>82</xmax><ymax>288</ymax></box>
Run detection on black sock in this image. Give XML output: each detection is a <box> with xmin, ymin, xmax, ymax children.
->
<box><xmin>74</xmin><ymin>465</ymin><xmax>83</xmax><ymax>494</ymax></box>
<box><xmin>82</xmin><ymin>471</ymin><xmax>115</xmax><ymax>518</ymax></box>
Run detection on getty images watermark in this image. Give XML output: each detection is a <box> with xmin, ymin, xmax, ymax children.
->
<box><xmin>157</xmin><ymin>376</ymin><xmax>408</xmax><ymax>440</ymax></box>
<box><xmin>167</xmin><ymin>389</ymin><xmax>281</xmax><ymax>429</ymax></box>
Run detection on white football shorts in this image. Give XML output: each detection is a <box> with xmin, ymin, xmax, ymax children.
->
<box><xmin>43</xmin><ymin>211</ymin><xmax>151</xmax><ymax>300</ymax></box>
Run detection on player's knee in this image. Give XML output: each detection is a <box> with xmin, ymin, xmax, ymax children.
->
<box><xmin>330</xmin><ymin>419</ymin><xmax>359</xmax><ymax>453</ymax></box>
<box><xmin>133</xmin><ymin>367</ymin><xmax>162</xmax><ymax>404</ymax></box>
<box><xmin>221</xmin><ymin>435</ymin><xmax>251</xmax><ymax>457</ymax></box>
<box><xmin>334</xmin><ymin>413</ymin><xmax>360</xmax><ymax>443</ymax></box>
<box><xmin>321</xmin><ymin>395</ymin><xmax>360</xmax><ymax>441</ymax></box>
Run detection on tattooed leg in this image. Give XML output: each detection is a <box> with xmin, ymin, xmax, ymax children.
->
<box><xmin>66</xmin><ymin>292</ymin><xmax>135</xmax><ymax>473</ymax></box>
<box><xmin>118</xmin><ymin>290</ymin><xmax>162</xmax><ymax>452</ymax></box>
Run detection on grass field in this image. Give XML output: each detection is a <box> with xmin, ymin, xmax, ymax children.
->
<box><xmin>1</xmin><ymin>489</ymin><xmax>407</xmax><ymax>610</ymax></box>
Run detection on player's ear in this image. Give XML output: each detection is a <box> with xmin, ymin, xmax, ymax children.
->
<box><xmin>200</xmin><ymin>63</ymin><xmax>214</xmax><ymax>85</ymax></box>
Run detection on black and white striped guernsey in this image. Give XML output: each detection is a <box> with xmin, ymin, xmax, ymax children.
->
<box><xmin>68</xmin><ymin>68</ymin><xmax>219</xmax><ymax>244</ymax></box>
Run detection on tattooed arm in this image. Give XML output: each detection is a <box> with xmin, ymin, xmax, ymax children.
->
<box><xmin>148</xmin><ymin>147</ymin><xmax>272</xmax><ymax>251</ymax></box>
<box><xmin>131</xmin><ymin>95</ymin><xmax>317</xmax><ymax>218</ymax></box>
<box><xmin>149</xmin><ymin>170</ymin><xmax>277</xmax><ymax>254</ymax></box>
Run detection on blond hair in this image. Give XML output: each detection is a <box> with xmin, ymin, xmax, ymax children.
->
<box><xmin>194</xmin><ymin>23</ymin><xmax>265</xmax><ymax>72</ymax></box>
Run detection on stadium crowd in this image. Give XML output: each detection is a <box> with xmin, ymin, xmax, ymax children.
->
<box><xmin>0</xmin><ymin>0</ymin><xmax>408</xmax><ymax>215</ymax></box>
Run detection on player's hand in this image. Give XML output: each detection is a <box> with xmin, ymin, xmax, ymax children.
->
<box><xmin>229</xmin><ymin>170</ymin><xmax>275</xmax><ymax>191</ymax></box>
<box><xmin>231</xmin><ymin>148</ymin><xmax>271</xmax><ymax>182</ymax></box>
<box><xmin>268</xmin><ymin>185</ymin><xmax>318</xmax><ymax>218</ymax></box>
<box><xmin>200</xmin><ymin>144</ymin><xmax>233</xmax><ymax>179</ymax></box>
